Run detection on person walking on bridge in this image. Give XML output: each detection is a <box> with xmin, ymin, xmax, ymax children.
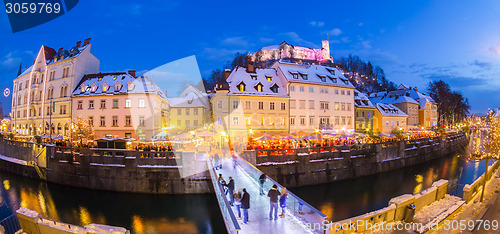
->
<box><xmin>241</xmin><ymin>188</ymin><xmax>250</xmax><ymax>224</ymax></box>
<box><xmin>234</xmin><ymin>189</ymin><xmax>242</xmax><ymax>220</ymax></box>
<box><xmin>268</xmin><ymin>184</ymin><xmax>281</xmax><ymax>220</ymax></box>
<box><xmin>279</xmin><ymin>187</ymin><xmax>288</xmax><ymax>218</ymax></box>
<box><xmin>225</xmin><ymin>177</ymin><xmax>235</xmax><ymax>205</ymax></box>
<box><xmin>259</xmin><ymin>174</ymin><xmax>266</xmax><ymax>195</ymax></box>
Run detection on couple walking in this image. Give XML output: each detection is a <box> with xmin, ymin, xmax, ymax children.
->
<box><xmin>268</xmin><ymin>184</ymin><xmax>288</xmax><ymax>220</ymax></box>
<box><xmin>234</xmin><ymin>188</ymin><xmax>250</xmax><ymax>224</ymax></box>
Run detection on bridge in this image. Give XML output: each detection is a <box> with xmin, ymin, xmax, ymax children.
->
<box><xmin>207</xmin><ymin>153</ymin><xmax>328</xmax><ymax>234</ymax></box>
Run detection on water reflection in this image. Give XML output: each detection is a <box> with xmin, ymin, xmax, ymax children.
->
<box><xmin>292</xmin><ymin>152</ymin><xmax>495</xmax><ymax>221</ymax></box>
<box><xmin>0</xmin><ymin>171</ymin><xmax>225</xmax><ymax>233</ymax></box>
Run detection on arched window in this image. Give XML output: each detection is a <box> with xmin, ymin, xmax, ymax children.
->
<box><xmin>64</xmin><ymin>86</ymin><xmax>68</xmax><ymax>97</ymax></box>
<box><xmin>60</xmin><ymin>86</ymin><xmax>64</xmax><ymax>97</ymax></box>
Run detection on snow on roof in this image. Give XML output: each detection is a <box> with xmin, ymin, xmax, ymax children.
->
<box><xmin>406</xmin><ymin>89</ymin><xmax>436</xmax><ymax>109</ymax></box>
<box><xmin>17</xmin><ymin>65</ymin><xmax>33</xmax><ymax>78</ymax></box>
<box><xmin>354</xmin><ymin>90</ymin><xmax>375</xmax><ymax>108</ymax></box>
<box><xmin>381</xmin><ymin>95</ymin><xmax>419</xmax><ymax>105</ymax></box>
<box><xmin>274</xmin><ymin>62</ymin><xmax>354</xmax><ymax>88</ymax></box>
<box><xmin>368</xmin><ymin>91</ymin><xmax>387</xmax><ymax>98</ymax></box>
<box><xmin>226</xmin><ymin>67</ymin><xmax>288</xmax><ymax>97</ymax></box>
<box><xmin>46</xmin><ymin>44</ymin><xmax>89</xmax><ymax>65</ymax></box>
<box><xmin>375</xmin><ymin>103</ymin><xmax>408</xmax><ymax>117</ymax></box>
<box><xmin>72</xmin><ymin>73</ymin><xmax>166</xmax><ymax>98</ymax></box>
<box><xmin>167</xmin><ymin>85</ymin><xmax>210</xmax><ymax>108</ymax></box>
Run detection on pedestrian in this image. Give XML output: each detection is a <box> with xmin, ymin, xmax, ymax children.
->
<box><xmin>241</xmin><ymin>188</ymin><xmax>250</xmax><ymax>224</ymax></box>
<box><xmin>279</xmin><ymin>187</ymin><xmax>288</xmax><ymax>218</ymax></box>
<box><xmin>214</xmin><ymin>153</ymin><xmax>220</xmax><ymax>169</ymax></box>
<box><xmin>218</xmin><ymin>174</ymin><xmax>226</xmax><ymax>193</ymax></box>
<box><xmin>225</xmin><ymin>177</ymin><xmax>235</xmax><ymax>205</ymax></box>
<box><xmin>259</xmin><ymin>174</ymin><xmax>266</xmax><ymax>195</ymax></box>
<box><xmin>234</xmin><ymin>189</ymin><xmax>242</xmax><ymax>220</ymax></box>
<box><xmin>268</xmin><ymin>184</ymin><xmax>281</xmax><ymax>220</ymax></box>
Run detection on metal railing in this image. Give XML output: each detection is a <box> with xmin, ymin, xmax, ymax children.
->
<box><xmin>207</xmin><ymin>158</ymin><xmax>241</xmax><ymax>234</ymax></box>
<box><xmin>234</xmin><ymin>154</ymin><xmax>328</xmax><ymax>233</ymax></box>
<box><xmin>0</xmin><ymin>214</ymin><xmax>21</xmax><ymax>234</ymax></box>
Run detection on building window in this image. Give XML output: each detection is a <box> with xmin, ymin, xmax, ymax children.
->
<box><xmin>269</xmin><ymin>102</ymin><xmax>275</xmax><ymax>110</ymax></box>
<box><xmin>100</xmin><ymin>100</ymin><xmax>106</xmax><ymax>109</ymax></box>
<box><xmin>194</xmin><ymin>108</ymin><xmax>198</xmax><ymax>115</ymax></box>
<box><xmin>100</xmin><ymin>116</ymin><xmax>105</xmax><ymax>127</ymax></box>
<box><xmin>335</xmin><ymin>89</ymin><xmax>339</xmax><ymax>94</ymax></box>
<box><xmin>309</xmin><ymin>117</ymin><xmax>314</xmax><ymax>125</ymax></box>
<box><xmin>238</xmin><ymin>82</ymin><xmax>246</xmax><ymax>91</ymax></box>
<box><xmin>254</xmin><ymin>83</ymin><xmax>263</xmax><ymax>92</ymax></box>
<box><xmin>299</xmin><ymin>100</ymin><xmax>306</xmax><ymax>109</ymax></box>
<box><xmin>347</xmin><ymin>90</ymin><xmax>351</xmax><ymax>96</ymax></box>
<box><xmin>309</xmin><ymin>87</ymin><xmax>314</xmax><ymax>93</ymax></box>
<box><xmin>186</xmin><ymin>108</ymin><xmax>190</xmax><ymax>115</ymax></box>
<box><xmin>185</xmin><ymin>120</ymin><xmax>190</xmax><ymax>126</ymax></box>
<box><xmin>290</xmin><ymin>100</ymin><xmax>296</xmax><ymax>109</ymax></box>
<box><xmin>258</xmin><ymin>117</ymin><xmax>264</xmax><ymax>125</ymax></box>
<box><xmin>347</xmin><ymin>103</ymin><xmax>351</xmax><ymax>111</ymax></box>
<box><xmin>269</xmin><ymin>117</ymin><xmax>275</xmax><ymax>125</ymax></box>
<box><xmin>245</xmin><ymin>101</ymin><xmax>251</xmax><ymax>109</ymax></box>
<box><xmin>139</xmin><ymin>99</ymin><xmax>145</xmax><ymax>108</ymax></box>
<box><xmin>300</xmin><ymin>73</ymin><xmax>308</xmax><ymax>80</ymax></box>
<box><xmin>89</xmin><ymin>116</ymin><xmax>94</xmax><ymax>126</ymax></box>
<box><xmin>194</xmin><ymin>120</ymin><xmax>198</xmax><ymax>126</ymax></box>
<box><xmin>341</xmin><ymin>90</ymin><xmax>345</xmax><ymax>95</ymax></box>
<box><xmin>290</xmin><ymin>117</ymin><xmax>295</xmax><ymax>125</ymax></box>
<box><xmin>112</xmin><ymin>116</ymin><xmax>118</xmax><ymax>127</ymax></box>
<box><xmin>125</xmin><ymin>99</ymin><xmax>131</xmax><ymax>108</ymax></box>
<box><xmin>342</xmin><ymin>117</ymin><xmax>346</xmax><ymax>125</ymax></box>
<box><xmin>217</xmin><ymin>101</ymin><xmax>223</xmax><ymax>109</ymax></box>
<box><xmin>341</xmin><ymin>103</ymin><xmax>345</xmax><ymax>111</ymax></box>
<box><xmin>139</xmin><ymin>116</ymin><xmax>145</xmax><ymax>127</ymax></box>
<box><xmin>281</xmin><ymin>117</ymin><xmax>286</xmax><ymax>125</ymax></box>
<box><xmin>233</xmin><ymin>117</ymin><xmax>238</xmax><ymax>125</ymax></box>
<box><xmin>59</xmin><ymin>105</ymin><xmax>66</xmax><ymax>114</ymax></box>
<box><xmin>309</xmin><ymin>100</ymin><xmax>314</xmax><ymax>109</ymax></box>
<box><xmin>334</xmin><ymin>102</ymin><xmax>340</xmax><ymax>110</ymax></box>
<box><xmin>299</xmin><ymin>86</ymin><xmax>304</xmax><ymax>92</ymax></box>
<box><xmin>233</xmin><ymin>100</ymin><xmax>239</xmax><ymax>109</ymax></box>
<box><xmin>320</xmin><ymin>102</ymin><xmax>329</xmax><ymax>110</ymax></box>
<box><xmin>178</xmin><ymin>120</ymin><xmax>181</xmax><ymax>126</ymax></box>
<box><xmin>258</xmin><ymin>102</ymin><xmax>264</xmax><ymax>110</ymax></box>
<box><xmin>113</xmin><ymin>99</ymin><xmax>118</xmax><ymax>109</ymax></box>
<box><xmin>125</xmin><ymin>116</ymin><xmax>131</xmax><ymax>127</ymax></box>
<box><xmin>87</xmin><ymin>100</ymin><xmax>93</xmax><ymax>109</ymax></box>
<box><xmin>266</xmin><ymin>75</ymin><xmax>272</xmax><ymax>82</ymax></box>
<box><xmin>270</xmin><ymin>84</ymin><xmax>279</xmax><ymax>93</ymax></box>
<box><xmin>77</xmin><ymin>101</ymin><xmax>83</xmax><ymax>109</ymax></box>
<box><xmin>281</xmin><ymin>103</ymin><xmax>286</xmax><ymax>110</ymax></box>
<box><xmin>300</xmin><ymin>117</ymin><xmax>305</xmax><ymax>125</ymax></box>
<box><xmin>290</xmin><ymin>85</ymin><xmax>295</xmax><ymax>92</ymax></box>
<box><xmin>347</xmin><ymin>117</ymin><xmax>351</xmax><ymax>125</ymax></box>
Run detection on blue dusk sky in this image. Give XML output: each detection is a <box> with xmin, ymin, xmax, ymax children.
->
<box><xmin>0</xmin><ymin>0</ymin><xmax>499</xmax><ymax>115</ymax></box>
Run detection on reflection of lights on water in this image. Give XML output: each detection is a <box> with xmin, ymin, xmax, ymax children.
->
<box><xmin>132</xmin><ymin>215</ymin><xmax>144</xmax><ymax>234</ymax></box>
<box><xmin>415</xmin><ymin>175</ymin><xmax>423</xmax><ymax>183</ymax></box>
<box><xmin>3</xmin><ymin>180</ymin><xmax>10</xmax><ymax>190</ymax></box>
<box><xmin>320</xmin><ymin>203</ymin><xmax>334</xmax><ymax>220</ymax></box>
<box><xmin>79</xmin><ymin>206</ymin><xmax>91</xmax><ymax>226</ymax></box>
<box><xmin>413</xmin><ymin>184</ymin><xmax>423</xmax><ymax>194</ymax></box>
<box><xmin>38</xmin><ymin>191</ymin><xmax>47</xmax><ymax>216</ymax></box>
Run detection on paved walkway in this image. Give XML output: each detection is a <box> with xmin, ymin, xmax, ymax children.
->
<box><xmin>215</xmin><ymin>158</ymin><xmax>315</xmax><ymax>234</ymax></box>
<box><xmin>473</xmin><ymin>175</ymin><xmax>500</xmax><ymax>233</ymax></box>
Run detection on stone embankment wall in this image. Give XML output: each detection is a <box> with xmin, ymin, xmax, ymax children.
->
<box><xmin>242</xmin><ymin>133</ymin><xmax>467</xmax><ymax>188</ymax></box>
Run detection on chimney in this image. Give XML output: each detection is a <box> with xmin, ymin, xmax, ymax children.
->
<box><xmin>76</xmin><ymin>41</ymin><xmax>81</xmax><ymax>47</ymax></box>
<box><xmin>83</xmin><ymin>38</ymin><xmax>91</xmax><ymax>45</ymax></box>
<box><xmin>58</xmin><ymin>47</ymin><xmax>63</xmax><ymax>53</ymax></box>
<box><xmin>128</xmin><ymin>70</ymin><xmax>136</xmax><ymax>77</ymax></box>
<box><xmin>258</xmin><ymin>61</ymin><xmax>266</xmax><ymax>68</ymax></box>
<box><xmin>164</xmin><ymin>90</ymin><xmax>168</xmax><ymax>98</ymax></box>
<box><xmin>246</xmin><ymin>62</ymin><xmax>255</xmax><ymax>73</ymax></box>
<box><xmin>224</xmin><ymin>69</ymin><xmax>231</xmax><ymax>79</ymax></box>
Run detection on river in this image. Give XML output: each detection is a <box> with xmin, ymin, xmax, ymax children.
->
<box><xmin>0</xmin><ymin>138</ymin><xmax>494</xmax><ymax>233</ymax></box>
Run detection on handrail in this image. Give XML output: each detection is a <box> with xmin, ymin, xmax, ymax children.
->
<box><xmin>207</xmin><ymin>158</ymin><xmax>241</xmax><ymax>233</ymax></box>
<box><xmin>235</xmin><ymin>154</ymin><xmax>327</xmax><ymax>220</ymax></box>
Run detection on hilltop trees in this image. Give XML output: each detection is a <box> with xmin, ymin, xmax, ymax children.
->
<box><xmin>427</xmin><ymin>80</ymin><xmax>470</xmax><ymax>125</ymax></box>
<box><xmin>203</xmin><ymin>52</ymin><xmax>248</xmax><ymax>91</ymax></box>
<box><xmin>335</xmin><ymin>54</ymin><xmax>397</xmax><ymax>93</ymax></box>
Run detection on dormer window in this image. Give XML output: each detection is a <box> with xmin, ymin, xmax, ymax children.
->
<box><xmin>80</xmin><ymin>84</ymin><xmax>87</xmax><ymax>93</ymax></box>
<box><xmin>266</xmin><ymin>75</ymin><xmax>272</xmax><ymax>82</ymax></box>
<box><xmin>90</xmin><ymin>82</ymin><xmax>98</xmax><ymax>92</ymax></box>
<box><xmin>317</xmin><ymin>74</ymin><xmax>326</xmax><ymax>82</ymax></box>
<box><xmin>114</xmin><ymin>81</ymin><xmax>122</xmax><ymax>91</ymax></box>
<box><xmin>290</xmin><ymin>71</ymin><xmax>299</xmax><ymax>79</ymax></box>
<box><xmin>127</xmin><ymin>81</ymin><xmax>135</xmax><ymax>91</ymax></box>
<box><xmin>98</xmin><ymin>77</ymin><xmax>102</xmax><ymax>81</ymax></box>
<box><xmin>329</xmin><ymin>76</ymin><xmax>337</xmax><ymax>83</ymax></box>
<box><xmin>344</xmin><ymin>80</ymin><xmax>349</xmax><ymax>85</ymax></box>
<box><xmin>254</xmin><ymin>82</ymin><xmax>263</xmax><ymax>92</ymax></box>
<box><xmin>300</xmin><ymin>73</ymin><xmax>308</xmax><ymax>80</ymax></box>
<box><xmin>237</xmin><ymin>82</ymin><xmax>246</xmax><ymax>91</ymax></box>
<box><xmin>251</xmin><ymin>75</ymin><xmax>257</xmax><ymax>80</ymax></box>
<box><xmin>327</xmin><ymin>68</ymin><xmax>335</xmax><ymax>75</ymax></box>
<box><xmin>102</xmin><ymin>82</ymin><xmax>109</xmax><ymax>92</ymax></box>
<box><xmin>113</xmin><ymin>76</ymin><xmax>117</xmax><ymax>80</ymax></box>
<box><xmin>270</xmin><ymin>84</ymin><xmax>279</xmax><ymax>93</ymax></box>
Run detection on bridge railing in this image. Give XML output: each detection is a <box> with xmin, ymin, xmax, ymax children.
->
<box><xmin>235</xmin><ymin>154</ymin><xmax>328</xmax><ymax>234</ymax></box>
<box><xmin>207</xmin><ymin>157</ymin><xmax>241</xmax><ymax>234</ymax></box>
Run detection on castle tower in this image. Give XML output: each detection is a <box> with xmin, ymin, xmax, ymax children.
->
<box><xmin>322</xmin><ymin>40</ymin><xmax>330</xmax><ymax>57</ymax></box>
